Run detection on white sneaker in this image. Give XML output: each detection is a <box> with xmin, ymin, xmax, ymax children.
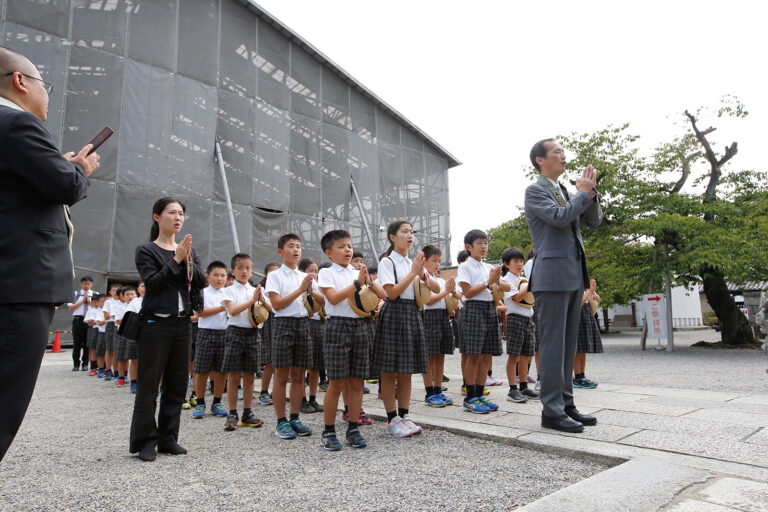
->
<box><xmin>534</xmin><ymin>380</ymin><xmax>541</xmax><ymax>392</ymax></box>
<box><xmin>492</xmin><ymin>376</ymin><xmax>504</xmax><ymax>386</ymax></box>
<box><xmin>485</xmin><ymin>375</ymin><xmax>495</xmax><ymax>386</ymax></box>
<box><xmin>386</xmin><ymin>416</ymin><xmax>413</xmax><ymax>438</ymax></box>
<box><xmin>401</xmin><ymin>415</ymin><xmax>422</xmax><ymax>435</ymax></box>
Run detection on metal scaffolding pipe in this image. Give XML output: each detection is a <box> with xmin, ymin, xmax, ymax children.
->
<box><xmin>350</xmin><ymin>177</ymin><xmax>378</xmax><ymax>259</ymax></box>
<box><xmin>214</xmin><ymin>140</ymin><xmax>241</xmax><ymax>254</ymax></box>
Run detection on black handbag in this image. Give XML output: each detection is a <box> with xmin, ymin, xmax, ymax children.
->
<box><xmin>118</xmin><ymin>310</ymin><xmax>142</xmax><ymax>340</ymax></box>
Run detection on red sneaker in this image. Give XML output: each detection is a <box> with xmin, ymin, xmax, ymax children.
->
<box><xmin>88</xmin><ymin>369</ymin><xmax>98</xmax><ymax>376</ymax></box>
<box><xmin>358</xmin><ymin>410</ymin><xmax>373</xmax><ymax>425</ymax></box>
<box><xmin>116</xmin><ymin>378</ymin><xmax>125</xmax><ymax>387</ymax></box>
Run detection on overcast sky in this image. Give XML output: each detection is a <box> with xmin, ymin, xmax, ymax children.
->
<box><xmin>257</xmin><ymin>0</ymin><xmax>767</xmax><ymax>261</ymax></box>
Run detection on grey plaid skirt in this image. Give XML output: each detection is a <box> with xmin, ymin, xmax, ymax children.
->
<box><xmin>577</xmin><ymin>303</ymin><xmax>604</xmax><ymax>354</ymax></box>
<box><xmin>193</xmin><ymin>328</ymin><xmax>227</xmax><ymax>374</ymax></box>
<box><xmin>505</xmin><ymin>313</ymin><xmax>536</xmax><ymax>357</ymax></box>
<box><xmin>270</xmin><ymin>316</ymin><xmax>313</xmax><ymax>370</ymax></box>
<box><xmin>323</xmin><ymin>316</ymin><xmax>373</xmax><ymax>380</ymax></box>
<box><xmin>458</xmin><ymin>300</ymin><xmax>502</xmax><ymax>356</ymax></box>
<box><xmin>423</xmin><ymin>309</ymin><xmax>454</xmax><ymax>356</ymax></box>
<box><xmin>373</xmin><ymin>299</ymin><xmax>427</xmax><ymax>374</ymax></box>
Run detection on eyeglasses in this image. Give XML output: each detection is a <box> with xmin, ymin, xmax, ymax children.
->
<box><xmin>473</xmin><ymin>241</ymin><xmax>490</xmax><ymax>247</ymax></box>
<box><xmin>2</xmin><ymin>71</ymin><xmax>54</xmax><ymax>95</ymax></box>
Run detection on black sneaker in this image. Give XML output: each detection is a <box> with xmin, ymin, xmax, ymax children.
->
<box><xmin>521</xmin><ymin>388</ymin><xmax>540</xmax><ymax>400</ymax></box>
<box><xmin>300</xmin><ymin>400</ymin><xmax>316</xmax><ymax>414</ymax></box>
<box><xmin>507</xmin><ymin>389</ymin><xmax>528</xmax><ymax>403</ymax></box>
<box><xmin>240</xmin><ymin>411</ymin><xmax>263</xmax><ymax>428</ymax></box>
<box><xmin>81</xmin><ymin>363</ymin><xmax>88</xmax><ymax>371</ymax></box>
<box><xmin>345</xmin><ymin>428</ymin><xmax>367</xmax><ymax>449</ymax></box>
<box><xmin>442</xmin><ymin>374</ymin><xmax>450</xmax><ymax>382</ymax></box>
<box><xmin>309</xmin><ymin>400</ymin><xmax>324</xmax><ymax>413</ymax></box>
<box><xmin>224</xmin><ymin>413</ymin><xmax>238</xmax><ymax>431</ymax></box>
<box><xmin>321</xmin><ymin>431</ymin><xmax>341</xmax><ymax>451</ymax></box>
<box><xmin>72</xmin><ymin>366</ymin><xmax>79</xmax><ymax>372</ymax></box>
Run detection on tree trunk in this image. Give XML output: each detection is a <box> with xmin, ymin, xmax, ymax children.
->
<box><xmin>701</xmin><ymin>266</ymin><xmax>756</xmax><ymax>346</ymax></box>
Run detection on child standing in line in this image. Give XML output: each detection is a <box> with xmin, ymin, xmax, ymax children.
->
<box><xmin>574</xmin><ymin>279</ymin><xmax>603</xmax><ymax>389</ymax></box>
<box><xmin>374</xmin><ymin>220</ymin><xmax>439</xmax><ymax>438</ymax></box>
<box><xmin>102</xmin><ymin>283</ymin><xmax>120</xmax><ymax>382</ymax></box>
<box><xmin>115</xmin><ymin>286</ymin><xmax>138</xmax><ymax>391</ymax></box>
<box><xmin>257</xmin><ymin>262</ymin><xmax>280</xmax><ymax>406</ymax></box>
<box><xmin>92</xmin><ymin>295</ymin><xmax>108</xmax><ymax>377</ymax></box>
<box><xmin>84</xmin><ymin>293</ymin><xmax>104</xmax><ymax>376</ymax></box>
<box><xmin>299</xmin><ymin>258</ymin><xmax>325</xmax><ymax>414</ymax></box>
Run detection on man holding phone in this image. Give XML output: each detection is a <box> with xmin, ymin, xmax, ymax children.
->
<box><xmin>0</xmin><ymin>46</ymin><xmax>101</xmax><ymax>462</ymax></box>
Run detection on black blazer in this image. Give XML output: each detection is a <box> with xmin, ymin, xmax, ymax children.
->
<box><xmin>135</xmin><ymin>242</ymin><xmax>206</xmax><ymax>316</ymax></box>
<box><xmin>0</xmin><ymin>105</ymin><xmax>89</xmax><ymax>305</ymax></box>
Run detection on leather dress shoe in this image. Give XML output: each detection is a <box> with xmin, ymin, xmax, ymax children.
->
<box><xmin>158</xmin><ymin>441</ymin><xmax>188</xmax><ymax>455</ymax></box>
<box><xmin>565</xmin><ymin>406</ymin><xmax>597</xmax><ymax>426</ymax></box>
<box><xmin>541</xmin><ymin>413</ymin><xmax>584</xmax><ymax>433</ymax></box>
<box><xmin>138</xmin><ymin>443</ymin><xmax>157</xmax><ymax>462</ymax></box>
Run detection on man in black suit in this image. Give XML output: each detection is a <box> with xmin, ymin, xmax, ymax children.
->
<box><xmin>0</xmin><ymin>46</ymin><xmax>100</xmax><ymax>462</ymax></box>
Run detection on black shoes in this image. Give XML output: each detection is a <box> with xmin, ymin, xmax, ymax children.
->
<box><xmin>72</xmin><ymin>366</ymin><xmax>79</xmax><ymax>372</ymax></box>
<box><xmin>541</xmin><ymin>413</ymin><xmax>584</xmax><ymax>433</ymax></box>
<box><xmin>158</xmin><ymin>441</ymin><xmax>188</xmax><ymax>455</ymax></box>
<box><xmin>565</xmin><ymin>406</ymin><xmax>597</xmax><ymax>426</ymax></box>
<box><xmin>138</xmin><ymin>443</ymin><xmax>157</xmax><ymax>462</ymax></box>
<box><xmin>81</xmin><ymin>363</ymin><xmax>88</xmax><ymax>371</ymax></box>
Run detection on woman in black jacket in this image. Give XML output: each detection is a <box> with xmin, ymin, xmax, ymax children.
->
<box><xmin>129</xmin><ymin>197</ymin><xmax>205</xmax><ymax>461</ymax></box>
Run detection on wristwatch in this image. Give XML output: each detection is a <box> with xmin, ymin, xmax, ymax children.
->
<box><xmin>482</xmin><ymin>280</ymin><xmax>490</xmax><ymax>289</ymax></box>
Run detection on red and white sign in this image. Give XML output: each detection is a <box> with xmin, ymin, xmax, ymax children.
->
<box><xmin>643</xmin><ymin>294</ymin><xmax>667</xmax><ymax>339</ymax></box>
<box><xmin>740</xmin><ymin>308</ymin><xmax>749</xmax><ymax>320</ymax></box>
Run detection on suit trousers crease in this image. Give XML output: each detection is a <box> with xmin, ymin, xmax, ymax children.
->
<box><xmin>536</xmin><ymin>288</ymin><xmax>584</xmax><ymax>418</ymax></box>
<box><xmin>129</xmin><ymin>316</ymin><xmax>190</xmax><ymax>453</ymax></box>
<box><xmin>0</xmin><ymin>303</ymin><xmax>54</xmax><ymax>461</ymax></box>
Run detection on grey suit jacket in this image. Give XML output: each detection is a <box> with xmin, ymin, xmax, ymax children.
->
<box><xmin>524</xmin><ymin>178</ymin><xmax>602</xmax><ymax>292</ymax></box>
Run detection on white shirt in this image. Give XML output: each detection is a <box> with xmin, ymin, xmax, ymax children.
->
<box><xmin>523</xmin><ymin>260</ymin><xmax>533</xmax><ymax>280</ymax></box>
<box><xmin>456</xmin><ymin>257</ymin><xmax>494</xmax><ymax>302</ymax></box>
<box><xmin>103</xmin><ymin>298</ymin><xmax>118</xmax><ymax>322</ymax></box>
<box><xmin>318</xmin><ymin>262</ymin><xmax>359</xmax><ymax>319</ymax></box>
<box><xmin>221</xmin><ymin>281</ymin><xmax>257</xmax><ymax>328</ymax></box>
<box><xmin>127</xmin><ymin>296</ymin><xmax>143</xmax><ymax>313</ymax></box>
<box><xmin>84</xmin><ymin>307</ymin><xmax>100</xmax><ymax>327</ymax></box>
<box><xmin>376</xmin><ymin>252</ymin><xmax>414</xmax><ymax>300</ymax></box>
<box><xmin>264</xmin><ymin>264</ymin><xmax>316</xmax><ymax>318</ymax></box>
<box><xmin>423</xmin><ymin>275</ymin><xmax>447</xmax><ymax>310</ymax></box>
<box><xmin>199</xmin><ymin>286</ymin><xmax>228</xmax><ymax>330</ymax></box>
<box><xmin>113</xmin><ymin>301</ymin><xmax>130</xmax><ymax>321</ymax></box>
<box><xmin>68</xmin><ymin>289</ymin><xmax>93</xmax><ymax>316</ymax></box>
<box><xmin>544</xmin><ymin>176</ymin><xmax>567</xmax><ymax>198</ymax></box>
<box><xmin>502</xmin><ymin>272</ymin><xmax>533</xmax><ymax>318</ymax></box>
<box><xmin>0</xmin><ymin>97</ymin><xmax>22</xmax><ymax>111</ymax></box>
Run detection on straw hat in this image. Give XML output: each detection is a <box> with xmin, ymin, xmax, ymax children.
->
<box><xmin>518</xmin><ymin>278</ymin><xmax>535</xmax><ymax>309</ymax></box>
<box><xmin>588</xmin><ymin>296</ymin><xmax>599</xmax><ymax>315</ymax></box>
<box><xmin>445</xmin><ymin>291</ymin><xmax>462</xmax><ymax>317</ymax></box>
<box><xmin>303</xmin><ymin>291</ymin><xmax>326</xmax><ymax>320</ymax></box>
<box><xmin>413</xmin><ymin>275</ymin><xmax>432</xmax><ymax>310</ymax></box>
<box><xmin>248</xmin><ymin>301</ymin><xmax>270</xmax><ymax>327</ymax></box>
<box><xmin>348</xmin><ymin>285</ymin><xmax>379</xmax><ymax>317</ymax></box>
<box><xmin>490</xmin><ymin>283</ymin><xmax>505</xmax><ymax>305</ymax></box>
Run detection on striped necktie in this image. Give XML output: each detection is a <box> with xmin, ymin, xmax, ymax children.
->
<box><xmin>63</xmin><ymin>205</ymin><xmax>75</xmax><ymax>278</ymax></box>
<box><xmin>538</xmin><ymin>175</ymin><xmax>566</xmax><ymax>206</ymax></box>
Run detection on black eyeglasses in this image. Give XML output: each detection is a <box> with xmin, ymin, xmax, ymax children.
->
<box><xmin>2</xmin><ymin>71</ymin><xmax>54</xmax><ymax>95</ymax></box>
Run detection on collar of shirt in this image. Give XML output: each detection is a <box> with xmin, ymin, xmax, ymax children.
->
<box><xmin>389</xmin><ymin>251</ymin><xmax>408</xmax><ymax>264</ymax></box>
<box><xmin>332</xmin><ymin>262</ymin><xmax>353</xmax><ymax>273</ymax></box>
<box><xmin>544</xmin><ymin>176</ymin><xmax>565</xmax><ymax>194</ymax></box>
<box><xmin>0</xmin><ymin>96</ymin><xmax>22</xmax><ymax>111</ymax></box>
<box><xmin>231</xmin><ymin>280</ymin><xmax>253</xmax><ymax>292</ymax></box>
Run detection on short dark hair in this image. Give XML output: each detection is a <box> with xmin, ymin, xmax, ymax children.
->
<box><xmin>318</xmin><ymin>261</ymin><xmax>332</xmax><ymax>270</ymax></box>
<box><xmin>227</xmin><ymin>272</ymin><xmax>235</xmax><ymax>279</ymax></box>
<box><xmin>298</xmin><ymin>258</ymin><xmax>317</xmax><ymax>272</ymax></box>
<box><xmin>422</xmin><ymin>245</ymin><xmax>441</xmax><ymax>260</ymax></box>
<box><xmin>321</xmin><ymin>229</ymin><xmax>351</xmax><ymax>251</ymax></box>
<box><xmin>123</xmin><ymin>285</ymin><xmax>136</xmax><ymax>294</ymax></box>
<box><xmin>109</xmin><ymin>283</ymin><xmax>120</xmax><ymax>290</ymax></box>
<box><xmin>352</xmin><ymin>250</ymin><xmax>364</xmax><ymax>260</ymax></box>
<box><xmin>456</xmin><ymin>250</ymin><xmax>469</xmax><ymax>264</ymax></box>
<box><xmin>206</xmin><ymin>260</ymin><xmax>227</xmax><ymax>274</ymax></box>
<box><xmin>277</xmin><ymin>233</ymin><xmax>301</xmax><ymax>249</ymax></box>
<box><xmin>464</xmin><ymin>229</ymin><xmax>488</xmax><ymax>247</ymax></box>
<box><xmin>231</xmin><ymin>253</ymin><xmax>252</xmax><ymax>269</ymax></box>
<box><xmin>530</xmin><ymin>138</ymin><xmax>555</xmax><ymax>172</ymax></box>
<box><xmin>367</xmin><ymin>265</ymin><xmax>378</xmax><ymax>275</ymax></box>
<box><xmin>501</xmin><ymin>247</ymin><xmax>525</xmax><ymax>276</ymax></box>
<box><xmin>80</xmin><ymin>276</ymin><xmax>93</xmax><ymax>283</ymax></box>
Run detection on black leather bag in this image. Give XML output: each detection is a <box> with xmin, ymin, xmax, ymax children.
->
<box><xmin>118</xmin><ymin>310</ymin><xmax>142</xmax><ymax>340</ymax></box>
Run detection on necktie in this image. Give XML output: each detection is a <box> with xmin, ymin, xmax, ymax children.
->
<box><xmin>63</xmin><ymin>205</ymin><xmax>75</xmax><ymax>278</ymax></box>
<box><xmin>538</xmin><ymin>175</ymin><xmax>566</xmax><ymax>206</ymax></box>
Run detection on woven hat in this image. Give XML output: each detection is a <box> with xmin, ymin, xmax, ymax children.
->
<box><xmin>348</xmin><ymin>285</ymin><xmax>379</xmax><ymax>317</ymax></box>
<box><xmin>445</xmin><ymin>291</ymin><xmax>462</xmax><ymax>317</ymax></box>
<box><xmin>588</xmin><ymin>296</ymin><xmax>599</xmax><ymax>314</ymax></box>
<box><xmin>490</xmin><ymin>283</ymin><xmax>505</xmax><ymax>305</ymax></box>
<box><xmin>518</xmin><ymin>278</ymin><xmax>535</xmax><ymax>309</ymax></box>
<box><xmin>303</xmin><ymin>291</ymin><xmax>325</xmax><ymax>319</ymax></box>
<box><xmin>248</xmin><ymin>301</ymin><xmax>269</xmax><ymax>327</ymax></box>
<box><xmin>413</xmin><ymin>276</ymin><xmax>432</xmax><ymax>310</ymax></box>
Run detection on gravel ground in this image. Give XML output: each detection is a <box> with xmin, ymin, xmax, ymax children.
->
<box><xmin>0</xmin><ymin>366</ymin><xmax>606</xmax><ymax>512</ymax></box>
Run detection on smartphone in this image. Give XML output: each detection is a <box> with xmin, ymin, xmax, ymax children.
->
<box><xmin>86</xmin><ymin>127</ymin><xmax>114</xmax><ymax>155</ymax></box>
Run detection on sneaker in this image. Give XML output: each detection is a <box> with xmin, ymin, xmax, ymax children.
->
<box><xmin>211</xmin><ymin>403</ymin><xmax>228</xmax><ymax>417</ymax></box>
<box><xmin>490</xmin><ymin>376</ymin><xmax>504</xmax><ymax>386</ymax></box>
<box><xmin>441</xmin><ymin>385</ymin><xmax>448</xmax><ymax>391</ymax></box>
<box><xmin>192</xmin><ymin>404</ymin><xmax>206</xmax><ymax>419</ymax></box>
<box><xmin>72</xmin><ymin>366</ymin><xmax>79</xmax><ymax>372</ymax></box>
<box><xmin>88</xmin><ymin>369</ymin><xmax>97</xmax><ymax>376</ymax></box>
<box><xmin>130</xmin><ymin>382</ymin><xmax>137</xmax><ymax>394</ymax></box>
<box><xmin>300</xmin><ymin>400</ymin><xmax>316</xmax><ymax>414</ymax></box>
<box><xmin>581</xmin><ymin>377</ymin><xmax>598</xmax><ymax>389</ymax></box>
<box><xmin>81</xmin><ymin>363</ymin><xmax>88</xmax><ymax>371</ymax></box>
<box><xmin>507</xmin><ymin>389</ymin><xmax>528</xmax><ymax>403</ymax></box>
<box><xmin>341</xmin><ymin>411</ymin><xmax>350</xmax><ymax>423</ymax></box>
<box><xmin>386</xmin><ymin>416</ymin><xmax>413</xmax><ymax>438</ymax></box>
<box><xmin>237</xmin><ymin>388</ymin><xmax>243</xmax><ymax>401</ymax></box>
<box><xmin>363</xmin><ymin>386</ymin><xmax>370</xmax><ymax>394</ymax></box>
<box><xmin>527</xmin><ymin>375</ymin><xmax>536</xmax><ymax>384</ymax></box>
<box><xmin>346</xmin><ymin>428</ymin><xmax>367</xmax><ymax>448</ymax></box>
<box><xmin>318</xmin><ymin>381</ymin><xmax>328</xmax><ymax>392</ymax></box>
<box><xmin>182</xmin><ymin>399</ymin><xmax>191</xmax><ymax>410</ymax></box>
<box><xmin>365</xmin><ymin>378</ymin><xmax>379</xmax><ymax>384</ymax></box>
<box><xmin>276</xmin><ymin>421</ymin><xmax>297</xmax><ymax>439</ymax></box>
<box><xmin>188</xmin><ymin>377</ymin><xmax>193</xmax><ymax>386</ymax></box>
<box><xmin>309</xmin><ymin>400</ymin><xmax>324</xmax><ymax>413</ymax></box>
<box><xmin>463</xmin><ymin>397</ymin><xmax>490</xmax><ymax>414</ymax></box>
<box><xmin>241</xmin><ymin>411</ymin><xmax>263</xmax><ymax>428</ymax></box>
<box><xmin>521</xmin><ymin>388</ymin><xmax>540</xmax><ymax>400</ymax></box>
<box><xmin>438</xmin><ymin>393</ymin><xmax>453</xmax><ymax>406</ymax></box>
<box><xmin>442</xmin><ymin>374</ymin><xmax>450</xmax><ymax>382</ymax></box>
<box><xmin>321</xmin><ymin>431</ymin><xmax>341</xmax><ymax>451</ymax></box>
<box><xmin>224</xmin><ymin>413</ymin><xmax>238</xmax><ymax>431</ymax></box>
<box><xmin>358</xmin><ymin>410</ymin><xmax>372</xmax><ymax>425</ymax></box>
<box><xmin>290</xmin><ymin>418</ymin><xmax>312</xmax><ymax>437</ymax></box>
<box><xmin>461</xmin><ymin>385</ymin><xmax>467</xmax><ymax>395</ymax></box>
<box><xmin>188</xmin><ymin>393</ymin><xmax>197</xmax><ymax>407</ymax></box>
<box><xmin>104</xmin><ymin>369</ymin><xmax>113</xmax><ymax>381</ymax></box>
<box><xmin>377</xmin><ymin>392</ymin><xmax>382</xmax><ymax>400</ymax></box>
<box><xmin>97</xmin><ymin>369</ymin><xmax>104</xmax><ymax>378</ymax></box>
<box><xmin>401</xmin><ymin>415</ymin><xmax>422</xmax><ymax>435</ymax></box>
<box><xmin>485</xmin><ymin>376</ymin><xmax>496</xmax><ymax>386</ymax></box>
<box><xmin>480</xmin><ymin>397</ymin><xmax>499</xmax><ymax>411</ymax></box>
<box><xmin>425</xmin><ymin>394</ymin><xmax>446</xmax><ymax>408</ymax></box>
<box><xmin>534</xmin><ymin>380</ymin><xmax>541</xmax><ymax>392</ymax></box>
<box><xmin>116</xmin><ymin>378</ymin><xmax>125</xmax><ymax>387</ymax></box>
<box><xmin>259</xmin><ymin>392</ymin><xmax>273</xmax><ymax>406</ymax></box>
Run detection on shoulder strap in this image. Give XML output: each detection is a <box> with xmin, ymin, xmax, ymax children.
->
<box><xmin>387</xmin><ymin>257</ymin><xmax>398</xmax><ymax>284</ymax></box>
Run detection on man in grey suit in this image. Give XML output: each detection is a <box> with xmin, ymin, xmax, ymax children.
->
<box><xmin>524</xmin><ymin>139</ymin><xmax>602</xmax><ymax>433</ymax></box>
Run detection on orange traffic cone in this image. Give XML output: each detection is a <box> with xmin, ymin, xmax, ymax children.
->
<box><xmin>48</xmin><ymin>330</ymin><xmax>65</xmax><ymax>353</ymax></box>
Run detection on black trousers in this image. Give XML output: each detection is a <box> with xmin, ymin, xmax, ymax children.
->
<box><xmin>71</xmin><ymin>314</ymin><xmax>88</xmax><ymax>366</ymax></box>
<box><xmin>0</xmin><ymin>303</ymin><xmax>55</xmax><ymax>462</ymax></box>
<box><xmin>129</xmin><ymin>315</ymin><xmax>190</xmax><ymax>454</ymax></box>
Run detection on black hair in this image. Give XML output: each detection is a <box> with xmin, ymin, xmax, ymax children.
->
<box><xmin>206</xmin><ymin>260</ymin><xmax>227</xmax><ymax>274</ymax></box>
<box><xmin>321</xmin><ymin>229</ymin><xmax>351</xmax><ymax>252</ymax></box>
<box><xmin>115</xmin><ymin>286</ymin><xmax>125</xmax><ymax>297</ymax></box>
<box><xmin>318</xmin><ymin>261</ymin><xmax>332</xmax><ymax>270</ymax></box>
<box><xmin>80</xmin><ymin>276</ymin><xmax>93</xmax><ymax>283</ymax></box>
<box><xmin>456</xmin><ymin>250</ymin><xmax>469</xmax><ymax>264</ymax></box>
<box><xmin>367</xmin><ymin>265</ymin><xmax>378</xmax><ymax>275</ymax></box>
<box><xmin>422</xmin><ymin>245</ymin><xmax>441</xmax><ymax>261</ymax></box>
<box><xmin>298</xmin><ymin>258</ymin><xmax>317</xmax><ymax>272</ymax></box>
<box><xmin>500</xmin><ymin>247</ymin><xmax>525</xmax><ymax>276</ymax></box>
<box><xmin>150</xmin><ymin>197</ymin><xmax>186</xmax><ymax>242</ymax></box>
<box><xmin>530</xmin><ymin>138</ymin><xmax>555</xmax><ymax>172</ymax></box>
<box><xmin>227</xmin><ymin>272</ymin><xmax>235</xmax><ymax>279</ymax></box>
<box><xmin>384</xmin><ymin>220</ymin><xmax>413</xmax><ymax>257</ymax></box>
<box><xmin>277</xmin><ymin>233</ymin><xmax>301</xmax><ymax>249</ymax></box>
<box><xmin>352</xmin><ymin>250</ymin><xmax>364</xmax><ymax>260</ymax></box>
<box><xmin>122</xmin><ymin>285</ymin><xmax>137</xmax><ymax>294</ymax></box>
<box><xmin>464</xmin><ymin>229</ymin><xmax>488</xmax><ymax>247</ymax></box>
<box><xmin>259</xmin><ymin>262</ymin><xmax>281</xmax><ymax>288</ymax></box>
<box><xmin>109</xmin><ymin>283</ymin><xmax>120</xmax><ymax>290</ymax></box>
<box><xmin>230</xmin><ymin>253</ymin><xmax>252</xmax><ymax>269</ymax></box>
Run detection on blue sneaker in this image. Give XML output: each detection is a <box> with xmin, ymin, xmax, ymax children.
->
<box><xmin>363</xmin><ymin>386</ymin><xmax>370</xmax><ymax>394</ymax></box>
<box><xmin>104</xmin><ymin>370</ymin><xmax>113</xmax><ymax>382</ymax></box>
<box><xmin>480</xmin><ymin>396</ymin><xmax>499</xmax><ymax>411</ymax></box>
<box><xmin>211</xmin><ymin>403</ymin><xmax>228</xmax><ymax>417</ymax></box>
<box><xmin>188</xmin><ymin>377</ymin><xmax>193</xmax><ymax>386</ymax></box>
<box><xmin>276</xmin><ymin>421</ymin><xmax>297</xmax><ymax>439</ymax></box>
<box><xmin>438</xmin><ymin>393</ymin><xmax>453</xmax><ymax>406</ymax></box>
<box><xmin>463</xmin><ymin>397</ymin><xmax>490</xmax><ymax>414</ymax></box>
<box><xmin>425</xmin><ymin>394</ymin><xmax>446</xmax><ymax>408</ymax></box>
<box><xmin>130</xmin><ymin>382</ymin><xmax>137</xmax><ymax>394</ymax></box>
<box><xmin>97</xmin><ymin>369</ymin><xmax>104</xmax><ymax>378</ymax></box>
<box><xmin>192</xmin><ymin>404</ymin><xmax>205</xmax><ymax>419</ymax></box>
<box><xmin>290</xmin><ymin>418</ymin><xmax>312</xmax><ymax>437</ymax></box>
<box><xmin>237</xmin><ymin>388</ymin><xmax>243</xmax><ymax>401</ymax></box>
